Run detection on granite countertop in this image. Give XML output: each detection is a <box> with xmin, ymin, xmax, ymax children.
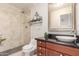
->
<box><xmin>35</xmin><ymin>37</ymin><xmax>79</xmax><ymax>48</ymax></box>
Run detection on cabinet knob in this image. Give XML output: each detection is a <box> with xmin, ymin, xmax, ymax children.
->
<box><xmin>39</xmin><ymin>47</ymin><xmax>41</xmax><ymax>49</ymax></box>
<box><xmin>39</xmin><ymin>53</ymin><xmax>42</xmax><ymax>55</ymax></box>
<box><xmin>39</xmin><ymin>41</ymin><xmax>42</xmax><ymax>43</ymax></box>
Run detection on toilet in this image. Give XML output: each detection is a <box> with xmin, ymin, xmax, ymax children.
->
<box><xmin>22</xmin><ymin>39</ymin><xmax>36</xmax><ymax>56</ymax></box>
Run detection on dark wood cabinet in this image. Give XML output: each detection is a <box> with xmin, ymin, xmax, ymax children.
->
<box><xmin>46</xmin><ymin>49</ymin><xmax>61</xmax><ymax>56</ymax></box>
<box><xmin>37</xmin><ymin>40</ymin><xmax>63</xmax><ymax>56</ymax></box>
<box><xmin>36</xmin><ymin>38</ymin><xmax>79</xmax><ymax>56</ymax></box>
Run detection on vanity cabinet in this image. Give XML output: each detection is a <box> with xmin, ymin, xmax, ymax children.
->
<box><xmin>36</xmin><ymin>38</ymin><xmax>79</xmax><ymax>56</ymax></box>
<box><xmin>37</xmin><ymin>40</ymin><xmax>64</xmax><ymax>56</ymax></box>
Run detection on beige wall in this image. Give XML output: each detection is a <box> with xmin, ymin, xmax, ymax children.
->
<box><xmin>0</xmin><ymin>4</ymin><xmax>31</xmax><ymax>52</ymax></box>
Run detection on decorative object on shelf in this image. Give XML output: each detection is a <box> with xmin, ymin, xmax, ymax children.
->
<box><xmin>44</xmin><ymin>32</ymin><xmax>48</xmax><ymax>40</ymax></box>
<box><xmin>28</xmin><ymin>12</ymin><xmax>42</xmax><ymax>25</ymax></box>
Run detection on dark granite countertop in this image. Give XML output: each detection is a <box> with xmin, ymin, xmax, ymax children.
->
<box><xmin>35</xmin><ymin>37</ymin><xmax>79</xmax><ymax>48</ymax></box>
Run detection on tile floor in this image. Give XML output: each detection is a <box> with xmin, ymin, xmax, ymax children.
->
<box><xmin>9</xmin><ymin>51</ymin><xmax>24</xmax><ymax>56</ymax></box>
<box><xmin>9</xmin><ymin>51</ymin><xmax>36</xmax><ymax>56</ymax></box>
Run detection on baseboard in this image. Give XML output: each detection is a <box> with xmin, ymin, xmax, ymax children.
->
<box><xmin>0</xmin><ymin>44</ymin><xmax>25</xmax><ymax>56</ymax></box>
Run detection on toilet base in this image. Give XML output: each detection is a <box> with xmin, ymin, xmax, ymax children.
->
<box><xmin>22</xmin><ymin>49</ymin><xmax>36</xmax><ymax>56</ymax></box>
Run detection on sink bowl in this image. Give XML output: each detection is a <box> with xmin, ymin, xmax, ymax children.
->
<box><xmin>56</xmin><ymin>36</ymin><xmax>77</xmax><ymax>42</ymax></box>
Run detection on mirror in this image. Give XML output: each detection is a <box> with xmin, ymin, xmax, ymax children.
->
<box><xmin>48</xmin><ymin>3</ymin><xmax>76</xmax><ymax>32</ymax></box>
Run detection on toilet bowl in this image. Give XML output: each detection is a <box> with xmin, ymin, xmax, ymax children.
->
<box><xmin>22</xmin><ymin>39</ymin><xmax>36</xmax><ymax>56</ymax></box>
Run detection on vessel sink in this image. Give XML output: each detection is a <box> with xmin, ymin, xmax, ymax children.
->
<box><xmin>56</xmin><ymin>36</ymin><xmax>77</xmax><ymax>42</ymax></box>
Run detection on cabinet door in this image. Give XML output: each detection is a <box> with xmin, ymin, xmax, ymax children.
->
<box><xmin>46</xmin><ymin>42</ymin><xmax>79</xmax><ymax>56</ymax></box>
<box><xmin>46</xmin><ymin>49</ymin><xmax>61</xmax><ymax>56</ymax></box>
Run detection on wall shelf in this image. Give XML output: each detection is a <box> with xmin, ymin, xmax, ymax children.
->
<box><xmin>29</xmin><ymin>12</ymin><xmax>42</xmax><ymax>25</ymax></box>
<box><xmin>29</xmin><ymin>20</ymin><xmax>42</xmax><ymax>25</ymax></box>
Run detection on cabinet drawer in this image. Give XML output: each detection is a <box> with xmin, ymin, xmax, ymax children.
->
<box><xmin>38</xmin><ymin>52</ymin><xmax>45</xmax><ymax>56</ymax></box>
<box><xmin>37</xmin><ymin>41</ymin><xmax>45</xmax><ymax>47</ymax></box>
<box><xmin>46</xmin><ymin>49</ymin><xmax>61</xmax><ymax>56</ymax></box>
<box><xmin>37</xmin><ymin>47</ymin><xmax>45</xmax><ymax>56</ymax></box>
<box><xmin>38</xmin><ymin>47</ymin><xmax>45</xmax><ymax>53</ymax></box>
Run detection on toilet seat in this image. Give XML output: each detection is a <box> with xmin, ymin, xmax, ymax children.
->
<box><xmin>23</xmin><ymin>44</ymin><xmax>33</xmax><ymax>50</ymax></box>
<box><xmin>22</xmin><ymin>39</ymin><xmax>36</xmax><ymax>56</ymax></box>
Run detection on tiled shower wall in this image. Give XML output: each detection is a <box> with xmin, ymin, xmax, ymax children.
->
<box><xmin>0</xmin><ymin>4</ymin><xmax>31</xmax><ymax>52</ymax></box>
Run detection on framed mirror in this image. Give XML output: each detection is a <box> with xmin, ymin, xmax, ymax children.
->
<box><xmin>48</xmin><ymin>3</ymin><xmax>76</xmax><ymax>32</ymax></box>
